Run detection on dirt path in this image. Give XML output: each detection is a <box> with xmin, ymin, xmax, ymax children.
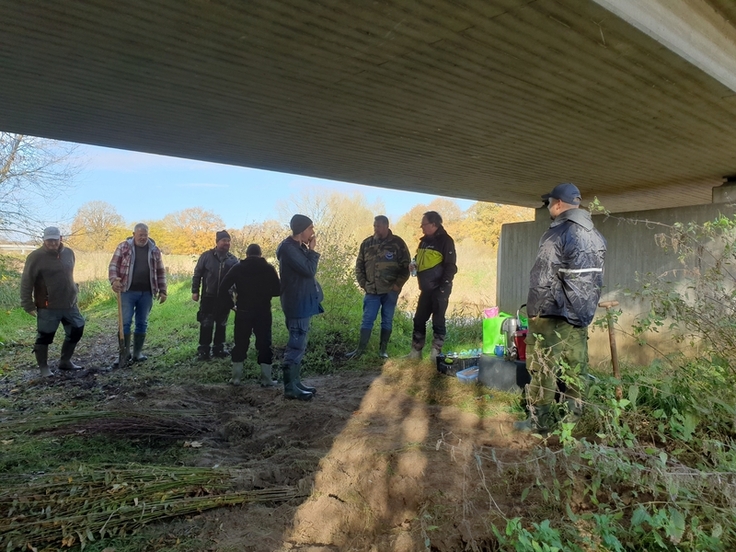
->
<box><xmin>2</xmin><ymin>333</ymin><xmax>536</xmax><ymax>551</ymax></box>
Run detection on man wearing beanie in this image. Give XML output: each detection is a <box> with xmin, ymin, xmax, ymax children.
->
<box><xmin>192</xmin><ymin>230</ymin><xmax>238</xmax><ymax>360</ymax></box>
<box><xmin>275</xmin><ymin>214</ymin><xmax>324</xmax><ymax>401</ymax></box>
<box><xmin>217</xmin><ymin>243</ymin><xmax>281</xmax><ymax>386</ymax></box>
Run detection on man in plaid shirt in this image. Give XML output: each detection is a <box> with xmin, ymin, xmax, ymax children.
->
<box><xmin>109</xmin><ymin>223</ymin><xmax>167</xmax><ymax>365</ymax></box>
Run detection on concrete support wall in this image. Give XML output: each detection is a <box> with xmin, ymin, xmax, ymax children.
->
<box><xmin>497</xmin><ymin>202</ymin><xmax>736</xmax><ymax>368</ymax></box>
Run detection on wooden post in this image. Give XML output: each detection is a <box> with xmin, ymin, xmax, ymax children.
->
<box><xmin>598</xmin><ymin>300</ymin><xmax>621</xmax><ymax>399</ymax></box>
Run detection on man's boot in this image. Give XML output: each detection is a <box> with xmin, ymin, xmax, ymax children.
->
<box><xmin>429</xmin><ymin>335</ymin><xmax>445</xmax><ymax>364</ymax></box>
<box><xmin>293</xmin><ymin>363</ymin><xmax>317</xmax><ymax>395</ymax></box>
<box><xmin>407</xmin><ymin>331</ymin><xmax>425</xmax><ymax>359</ymax></box>
<box><xmin>212</xmin><ymin>346</ymin><xmax>230</xmax><ymax>359</ymax></box>
<box><xmin>378</xmin><ymin>329</ymin><xmax>392</xmax><ymax>358</ymax></box>
<box><xmin>283</xmin><ymin>364</ymin><xmax>312</xmax><ymax>401</ymax></box>
<box><xmin>514</xmin><ymin>404</ymin><xmax>552</xmax><ymax>435</ymax></box>
<box><xmin>58</xmin><ymin>340</ymin><xmax>83</xmax><ymax>370</ymax></box>
<box><xmin>229</xmin><ymin>361</ymin><xmax>243</xmax><ymax>385</ymax></box>
<box><xmin>259</xmin><ymin>363</ymin><xmax>278</xmax><ymax>387</ymax></box>
<box><xmin>346</xmin><ymin>328</ymin><xmax>371</xmax><ymax>359</ymax></box>
<box><xmin>112</xmin><ymin>334</ymin><xmax>131</xmax><ymax>368</ymax></box>
<box><xmin>197</xmin><ymin>346</ymin><xmax>211</xmax><ymax>361</ymax></box>
<box><xmin>132</xmin><ymin>333</ymin><xmax>147</xmax><ymax>362</ymax></box>
<box><xmin>34</xmin><ymin>344</ymin><xmax>53</xmax><ymax>377</ymax></box>
<box><xmin>563</xmin><ymin>397</ymin><xmax>583</xmax><ymax>425</ymax></box>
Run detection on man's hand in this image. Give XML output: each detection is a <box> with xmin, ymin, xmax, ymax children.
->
<box><xmin>192</xmin><ymin>293</ymin><xmax>199</xmax><ymax>302</ymax></box>
<box><xmin>159</xmin><ymin>292</ymin><xmax>168</xmax><ymax>304</ymax></box>
<box><xmin>307</xmin><ymin>234</ymin><xmax>317</xmax><ymax>251</ymax></box>
<box><xmin>26</xmin><ymin>309</ymin><xmax>37</xmax><ymax>317</ymax></box>
<box><xmin>111</xmin><ymin>278</ymin><xmax>123</xmax><ymax>293</ymax></box>
<box><xmin>391</xmin><ymin>284</ymin><xmax>401</xmax><ymax>292</ymax></box>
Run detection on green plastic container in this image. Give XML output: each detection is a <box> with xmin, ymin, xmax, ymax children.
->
<box><xmin>482</xmin><ymin>313</ymin><xmax>511</xmax><ymax>354</ymax></box>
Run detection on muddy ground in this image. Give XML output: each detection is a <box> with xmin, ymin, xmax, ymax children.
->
<box><xmin>1</xmin><ymin>331</ymin><xmax>539</xmax><ymax>552</ymax></box>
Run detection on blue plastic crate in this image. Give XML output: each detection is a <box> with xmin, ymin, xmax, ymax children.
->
<box><xmin>456</xmin><ymin>366</ymin><xmax>479</xmax><ymax>384</ymax></box>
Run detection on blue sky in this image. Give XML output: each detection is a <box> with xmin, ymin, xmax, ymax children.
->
<box><xmin>53</xmin><ymin>144</ymin><xmax>475</xmax><ymax>229</ymax></box>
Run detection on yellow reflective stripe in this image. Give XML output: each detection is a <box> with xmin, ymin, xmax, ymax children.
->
<box><xmin>416</xmin><ymin>248</ymin><xmax>443</xmax><ymax>271</ymax></box>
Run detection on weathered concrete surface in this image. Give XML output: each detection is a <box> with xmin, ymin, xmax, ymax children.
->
<box><xmin>1</xmin><ymin>0</ymin><xmax>736</xmax><ymax>212</ymax></box>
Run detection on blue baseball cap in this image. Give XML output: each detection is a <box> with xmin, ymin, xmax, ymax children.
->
<box><xmin>541</xmin><ymin>183</ymin><xmax>582</xmax><ymax>205</ymax></box>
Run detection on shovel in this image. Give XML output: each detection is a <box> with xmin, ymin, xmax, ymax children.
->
<box><xmin>116</xmin><ymin>289</ymin><xmax>128</xmax><ymax>369</ymax></box>
<box><xmin>598</xmin><ymin>300</ymin><xmax>621</xmax><ymax>399</ymax></box>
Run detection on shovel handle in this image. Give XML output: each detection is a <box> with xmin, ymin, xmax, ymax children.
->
<box><xmin>116</xmin><ymin>290</ymin><xmax>124</xmax><ymax>341</ymax></box>
<box><xmin>598</xmin><ymin>300</ymin><xmax>619</xmax><ymax>309</ymax></box>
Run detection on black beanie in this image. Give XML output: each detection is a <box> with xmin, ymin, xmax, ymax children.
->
<box><xmin>216</xmin><ymin>230</ymin><xmax>231</xmax><ymax>242</ymax></box>
<box><xmin>290</xmin><ymin>214</ymin><xmax>313</xmax><ymax>235</ymax></box>
<box><xmin>245</xmin><ymin>243</ymin><xmax>262</xmax><ymax>257</ymax></box>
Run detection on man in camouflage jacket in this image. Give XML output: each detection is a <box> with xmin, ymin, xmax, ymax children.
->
<box><xmin>347</xmin><ymin>215</ymin><xmax>411</xmax><ymax>359</ymax></box>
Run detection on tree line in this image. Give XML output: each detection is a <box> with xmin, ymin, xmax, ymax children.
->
<box><xmin>64</xmin><ymin>195</ymin><xmax>534</xmax><ymax>258</ymax></box>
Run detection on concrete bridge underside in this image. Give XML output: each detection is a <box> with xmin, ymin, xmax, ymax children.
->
<box><xmin>1</xmin><ymin>0</ymin><xmax>736</xmax><ymax>212</ymax></box>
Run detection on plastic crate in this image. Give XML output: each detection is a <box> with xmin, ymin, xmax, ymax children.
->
<box><xmin>436</xmin><ymin>355</ymin><xmax>480</xmax><ymax>375</ymax></box>
<box><xmin>456</xmin><ymin>366</ymin><xmax>479</xmax><ymax>384</ymax></box>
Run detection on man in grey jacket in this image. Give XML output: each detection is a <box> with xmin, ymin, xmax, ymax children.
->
<box><xmin>192</xmin><ymin>230</ymin><xmax>238</xmax><ymax>360</ymax></box>
<box><xmin>516</xmin><ymin>183</ymin><xmax>606</xmax><ymax>434</ymax></box>
<box><xmin>20</xmin><ymin>227</ymin><xmax>85</xmax><ymax>377</ymax></box>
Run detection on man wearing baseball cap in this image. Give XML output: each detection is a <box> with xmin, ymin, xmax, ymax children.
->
<box><xmin>516</xmin><ymin>183</ymin><xmax>607</xmax><ymax>434</ymax></box>
<box><xmin>20</xmin><ymin>226</ymin><xmax>86</xmax><ymax>377</ymax></box>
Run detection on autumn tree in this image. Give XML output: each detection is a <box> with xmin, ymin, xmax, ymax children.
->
<box><xmin>230</xmin><ymin>220</ymin><xmax>285</xmax><ymax>259</ymax></box>
<box><xmin>0</xmin><ymin>133</ymin><xmax>78</xmax><ymax>239</ymax></box>
<box><xmin>159</xmin><ymin>208</ymin><xmax>226</xmax><ymax>254</ymax></box>
<box><xmin>394</xmin><ymin>197</ymin><xmax>464</xmax><ymax>249</ymax></box>
<box><xmin>67</xmin><ymin>201</ymin><xmax>128</xmax><ymax>251</ymax></box>
<box><xmin>461</xmin><ymin>202</ymin><xmax>534</xmax><ymax>248</ymax></box>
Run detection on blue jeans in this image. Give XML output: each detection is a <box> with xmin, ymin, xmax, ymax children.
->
<box><xmin>121</xmin><ymin>291</ymin><xmax>153</xmax><ymax>335</ymax></box>
<box><xmin>284</xmin><ymin>317</ymin><xmax>311</xmax><ymax>365</ymax></box>
<box><xmin>361</xmin><ymin>291</ymin><xmax>399</xmax><ymax>331</ymax></box>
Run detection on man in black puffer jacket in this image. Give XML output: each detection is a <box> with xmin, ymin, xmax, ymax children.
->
<box><xmin>408</xmin><ymin>211</ymin><xmax>457</xmax><ymax>362</ymax></box>
<box><xmin>516</xmin><ymin>183</ymin><xmax>607</xmax><ymax>434</ymax></box>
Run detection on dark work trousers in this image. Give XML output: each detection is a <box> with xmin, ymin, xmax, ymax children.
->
<box><xmin>198</xmin><ymin>296</ymin><xmax>230</xmax><ymax>354</ymax></box>
<box><xmin>231</xmin><ymin>308</ymin><xmax>273</xmax><ymax>364</ymax></box>
<box><xmin>412</xmin><ymin>287</ymin><xmax>450</xmax><ymax>350</ymax></box>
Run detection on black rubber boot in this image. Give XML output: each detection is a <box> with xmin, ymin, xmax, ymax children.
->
<box><xmin>294</xmin><ymin>363</ymin><xmax>317</xmax><ymax>395</ymax></box>
<box><xmin>379</xmin><ymin>329</ymin><xmax>392</xmax><ymax>358</ymax></box>
<box><xmin>132</xmin><ymin>333</ymin><xmax>147</xmax><ymax>362</ymax></box>
<box><xmin>346</xmin><ymin>328</ymin><xmax>371</xmax><ymax>359</ymax></box>
<box><xmin>112</xmin><ymin>334</ymin><xmax>131</xmax><ymax>368</ymax></box>
<box><xmin>283</xmin><ymin>364</ymin><xmax>313</xmax><ymax>401</ymax></box>
<box><xmin>34</xmin><ymin>344</ymin><xmax>53</xmax><ymax>377</ymax></box>
<box><xmin>58</xmin><ymin>340</ymin><xmax>83</xmax><ymax>370</ymax></box>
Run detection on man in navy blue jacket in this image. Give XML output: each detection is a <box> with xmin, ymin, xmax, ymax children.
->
<box><xmin>275</xmin><ymin>214</ymin><xmax>324</xmax><ymax>401</ymax></box>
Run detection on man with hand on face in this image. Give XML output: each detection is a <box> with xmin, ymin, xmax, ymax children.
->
<box><xmin>192</xmin><ymin>230</ymin><xmax>238</xmax><ymax>361</ymax></box>
<box><xmin>21</xmin><ymin>226</ymin><xmax>85</xmax><ymax>377</ymax></box>
<box><xmin>515</xmin><ymin>183</ymin><xmax>606</xmax><ymax>435</ymax></box>
<box><xmin>276</xmin><ymin>214</ymin><xmax>324</xmax><ymax>401</ymax></box>
<box><xmin>109</xmin><ymin>223</ymin><xmax>167</xmax><ymax>365</ymax></box>
<box><xmin>347</xmin><ymin>215</ymin><xmax>410</xmax><ymax>359</ymax></box>
<box><xmin>408</xmin><ymin>211</ymin><xmax>457</xmax><ymax>362</ymax></box>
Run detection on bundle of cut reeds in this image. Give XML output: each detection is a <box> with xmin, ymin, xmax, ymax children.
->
<box><xmin>0</xmin><ymin>464</ymin><xmax>303</xmax><ymax>551</ymax></box>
